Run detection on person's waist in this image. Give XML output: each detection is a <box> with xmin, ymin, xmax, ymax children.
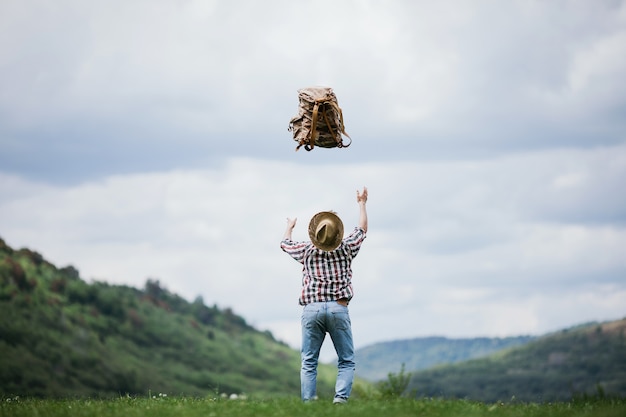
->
<box><xmin>304</xmin><ymin>298</ymin><xmax>350</xmax><ymax>306</ymax></box>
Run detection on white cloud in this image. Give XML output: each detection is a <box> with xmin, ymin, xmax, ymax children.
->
<box><xmin>1</xmin><ymin>145</ymin><xmax>624</xmax><ymax>362</ymax></box>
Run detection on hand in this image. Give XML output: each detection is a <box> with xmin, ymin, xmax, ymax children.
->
<box><xmin>356</xmin><ymin>187</ymin><xmax>368</xmax><ymax>204</ymax></box>
<box><xmin>286</xmin><ymin>217</ymin><xmax>297</xmax><ymax>230</ymax></box>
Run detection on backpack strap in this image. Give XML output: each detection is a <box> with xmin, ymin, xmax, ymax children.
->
<box><xmin>326</xmin><ymin>101</ymin><xmax>351</xmax><ymax>148</ymax></box>
<box><xmin>305</xmin><ymin>99</ymin><xmax>351</xmax><ymax>151</ymax></box>
<box><xmin>308</xmin><ymin>101</ymin><xmax>321</xmax><ymax>150</ymax></box>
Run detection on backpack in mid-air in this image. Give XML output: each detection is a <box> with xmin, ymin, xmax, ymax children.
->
<box><xmin>288</xmin><ymin>86</ymin><xmax>351</xmax><ymax>151</ymax></box>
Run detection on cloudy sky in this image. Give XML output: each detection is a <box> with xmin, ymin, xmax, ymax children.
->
<box><xmin>1</xmin><ymin>0</ymin><xmax>625</xmax><ymax>361</ymax></box>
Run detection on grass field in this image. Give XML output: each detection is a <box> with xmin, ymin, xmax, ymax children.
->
<box><xmin>1</xmin><ymin>396</ymin><xmax>625</xmax><ymax>417</ymax></box>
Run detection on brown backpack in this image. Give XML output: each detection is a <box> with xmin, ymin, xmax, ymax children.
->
<box><xmin>288</xmin><ymin>87</ymin><xmax>351</xmax><ymax>151</ymax></box>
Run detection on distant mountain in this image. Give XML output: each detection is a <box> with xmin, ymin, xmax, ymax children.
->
<box><xmin>0</xmin><ymin>237</ymin><xmax>338</xmax><ymax>398</ymax></box>
<box><xmin>407</xmin><ymin>319</ymin><xmax>626</xmax><ymax>402</ymax></box>
<box><xmin>356</xmin><ymin>335</ymin><xmax>534</xmax><ymax>381</ymax></box>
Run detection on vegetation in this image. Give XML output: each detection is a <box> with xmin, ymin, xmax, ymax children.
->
<box><xmin>408</xmin><ymin>319</ymin><xmax>626</xmax><ymax>402</ymax></box>
<box><xmin>376</xmin><ymin>363</ymin><xmax>412</xmax><ymax>399</ymax></box>
<box><xmin>1</xmin><ymin>396</ymin><xmax>625</xmax><ymax>417</ymax></box>
<box><xmin>1</xmin><ymin>235</ymin><xmax>625</xmax><ymax>405</ymax></box>
<box><xmin>0</xmin><ymin>237</ymin><xmax>338</xmax><ymax>398</ymax></box>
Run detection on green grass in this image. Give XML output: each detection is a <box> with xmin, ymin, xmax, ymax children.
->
<box><xmin>1</xmin><ymin>396</ymin><xmax>625</xmax><ymax>417</ymax></box>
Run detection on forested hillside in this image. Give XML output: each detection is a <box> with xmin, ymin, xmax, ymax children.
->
<box><xmin>356</xmin><ymin>335</ymin><xmax>534</xmax><ymax>381</ymax></box>
<box><xmin>0</xmin><ymin>237</ymin><xmax>337</xmax><ymax>398</ymax></box>
<box><xmin>407</xmin><ymin>319</ymin><xmax>626</xmax><ymax>402</ymax></box>
<box><xmin>3</xmin><ymin>235</ymin><xmax>624</xmax><ymax>403</ymax></box>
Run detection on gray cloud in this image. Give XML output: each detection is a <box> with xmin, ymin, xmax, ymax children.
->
<box><xmin>2</xmin><ymin>1</ymin><xmax>625</xmax><ymax>184</ymax></box>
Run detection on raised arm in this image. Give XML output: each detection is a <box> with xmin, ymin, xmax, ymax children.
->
<box><xmin>356</xmin><ymin>187</ymin><xmax>368</xmax><ymax>233</ymax></box>
<box><xmin>283</xmin><ymin>217</ymin><xmax>297</xmax><ymax>240</ymax></box>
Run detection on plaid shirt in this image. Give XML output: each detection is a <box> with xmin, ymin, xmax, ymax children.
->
<box><xmin>281</xmin><ymin>227</ymin><xmax>367</xmax><ymax>305</ymax></box>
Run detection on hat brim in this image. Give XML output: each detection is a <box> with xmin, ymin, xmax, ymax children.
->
<box><xmin>308</xmin><ymin>211</ymin><xmax>344</xmax><ymax>251</ymax></box>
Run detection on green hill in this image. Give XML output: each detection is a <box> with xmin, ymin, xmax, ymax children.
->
<box><xmin>356</xmin><ymin>335</ymin><xmax>535</xmax><ymax>381</ymax></box>
<box><xmin>0</xmin><ymin>237</ymin><xmax>338</xmax><ymax>398</ymax></box>
<box><xmin>407</xmin><ymin>319</ymin><xmax>626</xmax><ymax>402</ymax></box>
<box><xmin>3</xmin><ymin>236</ymin><xmax>624</xmax><ymax>403</ymax></box>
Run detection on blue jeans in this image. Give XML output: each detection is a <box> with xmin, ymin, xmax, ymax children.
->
<box><xmin>300</xmin><ymin>301</ymin><xmax>355</xmax><ymax>403</ymax></box>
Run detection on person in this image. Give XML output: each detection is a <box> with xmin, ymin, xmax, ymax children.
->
<box><xmin>280</xmin><ymin>187</ymin><xmax>368</xmax><ymax>404</ymax></box>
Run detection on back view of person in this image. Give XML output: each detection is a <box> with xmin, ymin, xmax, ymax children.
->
<box><xmin>280</xmin><ymin>187</ymin><xmax>368</xmax><ymax>404</ymax></box>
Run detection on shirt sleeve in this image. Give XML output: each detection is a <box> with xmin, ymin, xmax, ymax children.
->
<box><xmin>280</xmin><ymin>239</ymin><xmax>309</xmax><ymax>263</ymax></box>
<box><xmin>343</xmin><ymin>227</ymin><xmax>367</xmax><ymax>257</ymax></box>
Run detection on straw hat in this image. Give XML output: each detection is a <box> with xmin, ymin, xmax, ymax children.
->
<box><xmin>308</xmin><ymin>211</ymin><xmax>344</xmax><ymax>251</ymax></box>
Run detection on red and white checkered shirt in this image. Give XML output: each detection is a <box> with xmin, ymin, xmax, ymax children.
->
<box><xmin>281</xmin><ymin>227</ymin><xmax>367</xmax><ymax>305</ymax></box>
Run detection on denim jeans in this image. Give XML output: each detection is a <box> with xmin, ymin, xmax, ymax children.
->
<box><xmin>300</xmin><ymin>301</ymin><xmax>355</xmax><ymax>403</ymax></box>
